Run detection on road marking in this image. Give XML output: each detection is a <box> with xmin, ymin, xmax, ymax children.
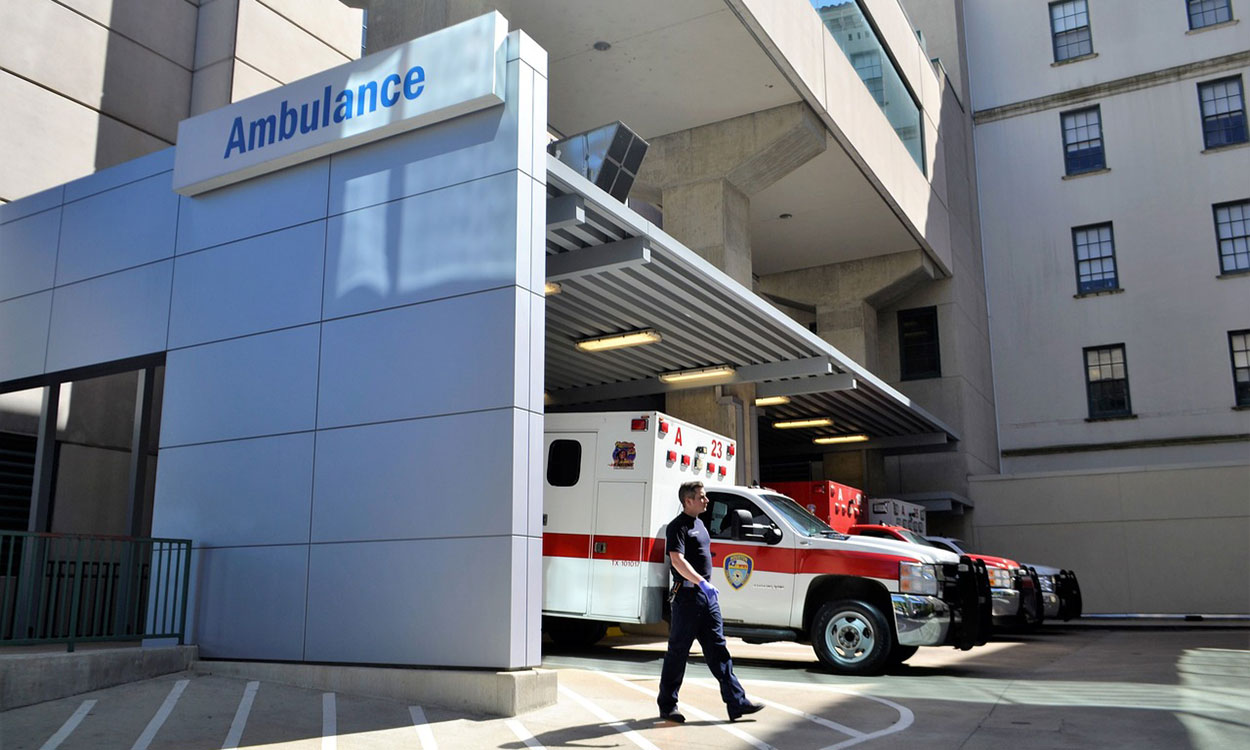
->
<box><xmin>322</xmin><ymin>693</ymin><xmax>336</xmax><ymax>750</ymax></box>
<box><xmin>131</xmin><ymin>679</ymin><xmax>189</xmax><ymax>750</ymax></box>
<box><xmin>38</xmin><ymin>699</ymin><xmax>96</xmax><ymax>750</ymax></box>
<box><xmin>409</xmin><ymin>706</ymin><xmax>438</xmax><ymax>749</ymax></box>
<box><xmin>505</xmin><ymin>718</ymin><xmax>547</xmax><ymax>749</ymax></box>
<box><xmin>814</xmin><ymin>687</ymin><xmax>913</xmax><ymax>750</ymax></box>
<box><xmin>596</xmin><ymin>672</ymin><xmax>776</xmax><ymax>750</ymax></box>
<box><xmin>558</xmin><ymin>685</ymin><xmax>661</xmax><ymax>750</ymax></box>
<box><xmin>221</xmin><ymin>681</ymin><xmax>259</xmax><ymax>749</ymax></box>
<box><xmin>752</xmin><ymin>696</ymin><xmax>866</xmax><ymax>739</ymax></box>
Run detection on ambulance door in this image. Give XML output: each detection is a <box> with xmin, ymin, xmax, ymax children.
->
<box><xmin>702</xmin><ymin>491</ymin><xmax>794</xmax><ymax>626</ymax></box>
<box><xmin>542</xmin><ymin>433</ymin><xmax>597</xmax><ymax>615</ymax></box>
<box><xmin>588</xmin><ymin>481</ymin><xmax>646</xmax><ymax>620</ymax></box>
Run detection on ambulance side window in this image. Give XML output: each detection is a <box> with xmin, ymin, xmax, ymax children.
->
<box><xmin>547</xmin><ymin>439</ymin><xmax>582</xmax><ymax>487</ymax></box>
<box><xmin>702</xmin><ymin>492</ymin><xmax>779</xmax><ymax>542</ymax></box>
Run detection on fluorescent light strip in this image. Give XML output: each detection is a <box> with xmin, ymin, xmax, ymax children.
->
<box><xmin>773</xmin><ymin>417</ymin><xmax>833</xmax><ymax>429</ymax></box>
<box><xmin>544</xmin><ymin>282</ymin><xmax>562</xmax><ymax>295</ymax></box>
<box><xmin>813</xmin><ymin>434</ymin><xmax>869</xmax><ymax>445</ymax></box>
<box><xmin>575</xmin><ymin>329</ymin><xmax>662</xmax><ymax>352</ymax></box>
<box><xmin>658</xmin><ymin>365</ymin><xmax>736</xmax><ymax>384</ymax></box>
<box><xmin>754</xmin><ymin>395</ymin><xmax>791</xmax><ymax>407</ymax></box>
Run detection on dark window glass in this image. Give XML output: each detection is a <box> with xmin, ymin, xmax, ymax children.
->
<box><xmin>899</xmin><ymin>307</ymin><xmax>941</xmax><ymax>380</ymax></box>
<box><xmin>703</xmin><ymin>492</ymin><xmax>778</xmax><ymax>541</ymax></box>
<box><xmin>546</xmin><ymin>439</ymin><xmax>582</xmax><ymax>487</ymax></box>
<box><xmin>1230</xmin><ymin>330</ymin><xmax>1250</xmax><ymax>406</ymax></box>
<box><xmin>1188</xmin><ymin>0</ymin><xmax>1233</xmax><ymax>29</ymax></box>
<box><xmin>1084</xmin><ymin>345</ymin><xmax>1132</xmax><ymax>418</ymax></box>
<box><xmin>1214</xmin><ymin>199</ymin><xmax>1250</xmax><ymax>274</ymax></box>
<box><xmin>1050</xmin><ymin>0</ymin><xmax>1093</xmax><ymax>62</ymax></box>
<box><xmin>1199</xmin><ymin>76</ymin><xmax>1248</xmax><ymax>149</ymax></box>
<box><xmin>1062</xmin><ymin>106</ymin><xmax>1105</xmax><ymax>174</ymax></box>
<box><xmin>1073</xmin><ymin>223</ymin><xmax>1119</xmax><ymax>293</ymax></box>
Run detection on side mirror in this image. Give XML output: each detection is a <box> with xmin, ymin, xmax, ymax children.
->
<box><xmin>729</xmin><ymin>509</ymin><xmax>753</xmax><ymax>537</ymax></box>
<box><xmin>764</xmin><ymin>526</ymin><xmax>782</xmax><ymax>545</ymax></box>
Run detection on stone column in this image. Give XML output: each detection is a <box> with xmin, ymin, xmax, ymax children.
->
<box><xmin>635</xmin><ymin>103</ymin><xmax>827</xmax><ymax>483</ymax></box>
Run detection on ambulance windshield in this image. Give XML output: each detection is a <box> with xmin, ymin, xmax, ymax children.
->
<box><xmin>760</xmin><ymin>493</ymin><xmax>845</xmax><ymax>538</ymax></box>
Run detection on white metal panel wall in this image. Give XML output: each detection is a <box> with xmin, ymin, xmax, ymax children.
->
<box><xmin>0</xmin><ymin>27</ymin><xmax>548</xmax><ymax>670</ymax></box>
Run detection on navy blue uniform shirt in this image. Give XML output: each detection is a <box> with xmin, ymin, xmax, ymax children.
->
<box><xmin>666</xmin><ymin>511</ymin><xmax>712</xmax><ymax>584</ymax></box>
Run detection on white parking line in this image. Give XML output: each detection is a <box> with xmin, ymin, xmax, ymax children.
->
<box><xmin>504</xmin><ymin>718</ymin><xmax>547</xmax><ymax>749</ymax></box>
<box><xmin>131</xmin><ymin>679</ymin><xmax>189</xmax><ymax>750</ymax></box>
<box><xmin>221</xmin><ymin>681</ymin><xmax>259</xmax><ymax>749</ymax></box>
<box><xmin>558</xmin><ymin>685</ymin><xmax>662</xmax><ymax>750</ymax></box>
<box><xmin>409</xmin><ymin>706</ymin><xmax>438</xmax><ymax>749</ymax></box>
<box><xmin>38</xmin><ymin>699</ymin><xmax>96</xmax><ymax>750</ymax></box>
<box><xmin>596</xmin><ymin>672</ymin><xmax>776</xmax><ymax>750</ymax></box>
<box><xmin>322</xmin><ymin>693</ymin><xmax>336</xmax><ymax>750</ymax></box>
<box><xmin>812</xmin><ymin>686</ymin><xmax>913</xmax><ymax>750</ymax></box>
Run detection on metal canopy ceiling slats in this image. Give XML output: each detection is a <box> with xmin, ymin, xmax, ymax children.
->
<box><xmin>543</xmin><ymin>157</ymin><xmax>959</xmax><ymax>446</ymax></box>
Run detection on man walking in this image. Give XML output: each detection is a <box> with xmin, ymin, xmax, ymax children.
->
<box><xmin>657</xmin><ymin>481</ymin><xmax>764</xmax><ymax>723</ymax></box>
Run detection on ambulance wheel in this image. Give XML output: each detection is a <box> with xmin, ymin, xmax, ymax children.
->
<box><xmin>812</xmin><ymin>599</ymin><xmax>893</xmax><ymax>675</ymax></box>
<box><xmin>543</xmin><ymin>617</ymin><xmax>608</xmax><ymax>649</ymax></box>
<box><xmin>888</xmin><ymin>644</ymin><xmax>919</xmax><ymax>666</ymax></box>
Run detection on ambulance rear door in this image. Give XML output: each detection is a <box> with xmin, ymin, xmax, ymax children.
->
<box><xmin>542</xmin><ymin>432</ymin><xmax>597</xmax><ymax>615</ymax></box>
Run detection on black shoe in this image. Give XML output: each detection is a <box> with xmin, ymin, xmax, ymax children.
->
<box><xmin>728</xmin><ymin>701</ymin><xmax>764</xmax><ymax>721</ymax></box>
<box><xmin>659</xmin><ymin>710</ymin><xmax>686</xmax><ymax>724</ymax></box>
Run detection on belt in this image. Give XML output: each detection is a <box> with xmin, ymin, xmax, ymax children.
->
<box><xmin>681</xmin><ymin>581</ymin><xmax>699</xmax><ymax>588</ymax></box>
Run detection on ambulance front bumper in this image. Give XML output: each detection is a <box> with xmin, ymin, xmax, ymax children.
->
<box><xmin>991</xmin><ymin>587</ymin><xmax>1021</xmax><ymax>618</ymax></box>
<box><xmin>891</xmin><ymin>594</ymin><xmax>951</xmax><ymax>646</ymax></box>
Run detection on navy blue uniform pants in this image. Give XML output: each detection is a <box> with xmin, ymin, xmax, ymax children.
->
<box><xmin>657</xmin><ymin>587</ymin><xmax>747</xmax><ymax>713</ymax></box>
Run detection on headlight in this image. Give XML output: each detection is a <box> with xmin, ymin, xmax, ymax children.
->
<box><xmin>899</xmin><ymin>562</ymin><xmax>939</xmax><ymax>596</ymax></box>
<box><xmin>1038</xmin><ymin>574</ymin><xmax>1055</xmax><ymax>593</ymax></box>
<box><xmin>987</xmin><ymin>567</ymin><xmax>1013</xmax><ymax>588</ymax></box>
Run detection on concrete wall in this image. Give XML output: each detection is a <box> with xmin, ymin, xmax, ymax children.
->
<box><xmin>0</xmin><ymin>30</ymin><xmax>548</xmax><ymax>669</ymax></box>
<box><xmin>969</xmin><ymin>462</ymin><xmax>1250</xmax><ymax>614</ymax></box>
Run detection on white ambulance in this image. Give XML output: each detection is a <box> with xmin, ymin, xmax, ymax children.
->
<box><xmin>542</xmin><ymin>411</ymin><xmax>993</xmax><ymax>675</ymax></box>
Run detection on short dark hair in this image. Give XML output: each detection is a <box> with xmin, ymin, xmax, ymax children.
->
<box><xmin>678</xmin><ymin>481</ymin><xmax>704</xmax><ymax>505</ymax></box>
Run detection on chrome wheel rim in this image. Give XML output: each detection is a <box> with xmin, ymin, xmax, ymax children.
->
<box><xmin>824</xmin><ymin>612</ymin><xmax>875</xmax><ymax>665</ymax></box>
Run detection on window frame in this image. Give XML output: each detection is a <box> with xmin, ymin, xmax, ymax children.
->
<box><xmin>1061</xmin><ymin>105</ymin><xmax>1106</xmax><ymax>175</ymax></box>
<box><xmin>1198</xmin><ymin>75</ymin><xmax>1248</xmax><ymax>149</ymax></box>
<box><xmin>1083</xmin><ymin>344</ymin><xmax>1133</xmax><ymax>419</ymax></box>
<box><xmin>1230</xmin><ymin>329</ymin><xmax>1250</xmax><ymax>407</ymax></box>
<box><xmin>1072</xmin><ymin>222</ymin><xmax>1120</xmax><ymax>294</ymax></box>
<box><xmin>1187</xmin><ymin>0</ymin><xmax>1234</xmax><ymax>30</ymax></box>
<box><xmin>1049</xmin><ymin>0</ymin><xmax>1095</xmax><ymax>63</ymax></box>
<box><xmin>1213</xmin><ymin>198</ymin><xmax>1250</xmax><ymax>275</ymax></box>
<box><xmin>898</xmin><ymin>306</ymin><xmax>941</xmax><ymax>381</ymax></box>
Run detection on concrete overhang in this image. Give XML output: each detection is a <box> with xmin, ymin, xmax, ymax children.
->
<box><xmin>499</xmin><ymin>0</ymin><xmax>947</xmax><ymax>277</ymax></box>
<box><xmin>545</xmin><ymin>155</ymin><xmax>958</xmax><ymax>446</ymax></box>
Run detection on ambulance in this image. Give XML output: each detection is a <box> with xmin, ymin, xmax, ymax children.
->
<box><xmin>541</xmin><ymin>411</ymin><xmax>993</xmax><ymax>675</ymax></box>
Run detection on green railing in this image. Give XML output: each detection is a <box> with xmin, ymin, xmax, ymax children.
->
<box><xmin>0</xmin><ymin>531</ymin><xmax>191</xmax><ymax>652</ymax></box>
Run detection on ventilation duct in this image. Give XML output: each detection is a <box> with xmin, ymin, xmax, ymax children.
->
<box><xmin>548</xmin><ymin>122</ymin><xmax>648</xmax><ymax>203</ymax></box>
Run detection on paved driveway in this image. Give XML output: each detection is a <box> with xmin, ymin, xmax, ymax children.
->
<box><xmin>2</xmin><ymin>626</ymin><xmax>1247</xmax><ymax>749</ymax></box>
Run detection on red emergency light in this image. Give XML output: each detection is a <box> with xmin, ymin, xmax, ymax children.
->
<box><xmin>666</xmin><ymin>450</ymin><xmax>677</xmax><ymax>463</ymax></box>
<box><xmin>727</xmin><ymin>444</ymin><xmax>735</xmax><ymax>458</ymax></box>
<box><xmin>718</xmin><ymin>466</ymin><xmax>727</xmax><ymax>477</ymax></box>
<box><xmin>708</xmin><ymin>463</ymin><xmax>716</xmax><ymax>474</ymax></box>
<box><xmin>658</xmin><ymin>419</ymin><xmax>669</xmax><ymax>436</ymax></box>
<box><xmin>630</xmin><ymin>417</ymin><xmax>648</xmax><ymax>431</ymax></box>
<box><xmin>681</xmin><ymin>455</ymin><xmax>691</xmax><ymax>466</ymax></box>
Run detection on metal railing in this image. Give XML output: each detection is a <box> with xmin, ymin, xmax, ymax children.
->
<box><xmin>0</xmin><ymin>531</ymin><xmax>191</xmax><ymax>652</ymax></box>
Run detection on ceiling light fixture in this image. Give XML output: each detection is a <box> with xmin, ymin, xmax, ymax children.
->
<box><xmin>813</xmin><ymin>434</ymin><xmax>869</xmax><ymax>445</ymax></box>
<box><xmin>544</xmin><ymin>281</ymin><xmax>562</xmax><ymax>295</ymax></box>
<box><xmin>773</xmin><ymin>417</ymin><xmax>834</xmax><ymax>429</ymax></box>
<box><xmin>575</xmin><ymin>329</ymin><xmax>662</xmax><ymax>352</ymax></box>
<box><xmin>754</xmin><ymin>395</ymin><xmax>791</xmax><ymax>407</ymax></box>
<box><xmin>658</xmin><ymin>365</ymin><xmax>736</xmax><ymax>384</ymax></box>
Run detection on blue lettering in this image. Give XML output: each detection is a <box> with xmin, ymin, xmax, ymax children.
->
<box><xmin>279</xmin><ymin>99</ymin><xmax>298</xmax><ymax>141</ymax></box>
<box><xmin>381</xmin><ymin>74</ymin><xmax>401</xmax><ymax>107</ymax></box>
<box><xmin>248</xmin><ymin>115</ymin><xmax>277</xmax><ymax>150</ymax></box>
<box><xmin>224</xmin><ymin>117</ymin><xmax>246</xmax><ymax>158</ymax></box>
<box><xmin>299</xmin><ymin>100</ymin><xmax>320</xmax><ymax>135</ymax></box>
<box><xmin>403</xmin><ymin>66</ymin><xmax>425</xmax><ymax>100</ymax></box>
<box><xmin>356</xmin><ymin>80</ymin><xmax>378</xmax><ymax>116</ymax></box>
<box><xmin>334</xmin><ymin>89</ymin><xmax>353</xmax><ymax>122</ymax></box>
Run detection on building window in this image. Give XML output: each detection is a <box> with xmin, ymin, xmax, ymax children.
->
<box><xmin>1073</xmin><ymin>223</ymin><xmax>1119</xmax><ymax>293</ymax></box>
<box><xmin>898</xmin><ymin>307</ymin><xmax>940</xmax><ymax>380</ymax></box>
<box><xmin>1231</xmin><ymin>330</ymin><xmax>1250</xmax><ymax>406</ymax></box>
<box><xmin>1050</xmin><ymin>0</ymin><xmax>1093</xmax><ymax>62</ymax></box>
<box><xmin>1188</xmin><ymin>0</ymin><xmax>1233</xmax><ymax>29</ymax></box>
<box><xmin>1198</xmin><ymin>76</ymin><xmax>1248</xmax><ymax>149</ymax></box>
<box><xmin>1061</xmin><ymin>106</ymin><xmax>1105</xmax><ymax>174</ymax></box>
<box><xmin>1084</xmin><ymin>345</ymin><xmax>1132</xmax><ymax>418</ymax></box>
<box><xmin>851</xmin><ymin>51</ymin><xmax>885</xmax><ymax>105</ymax></box>
<box><xmin>1214</xmin><ymin>199</ymin><xmax>1250</xmax><ymax>274</ymax></box>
